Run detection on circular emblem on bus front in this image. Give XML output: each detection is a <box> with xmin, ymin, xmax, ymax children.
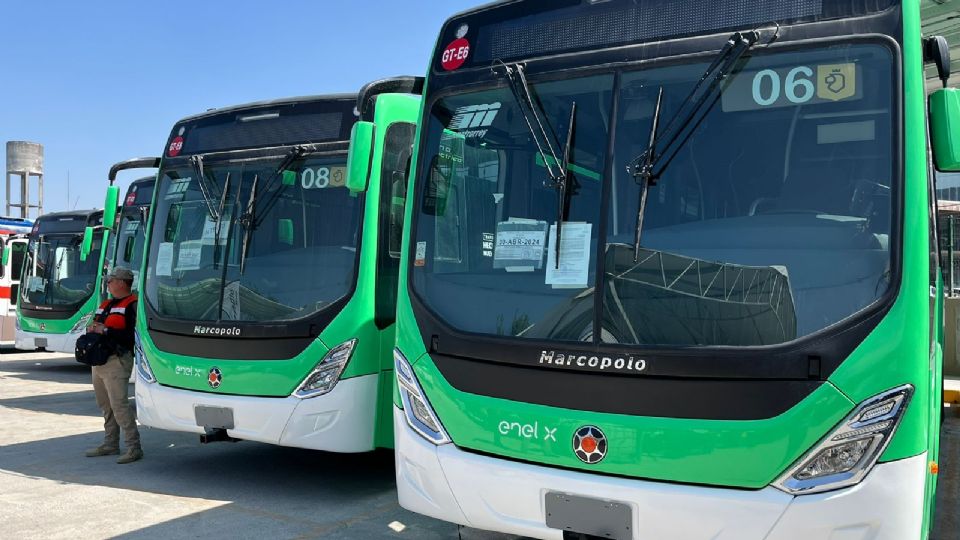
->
<box><xmin>573</xmin><ymin>426</ymin><xmax>607</xmax><ymax>464</ymax></box>
<box><xmin>207</xmin><ymin>367</ymin><xmax>222</xmax><ymax>389</ymax></box>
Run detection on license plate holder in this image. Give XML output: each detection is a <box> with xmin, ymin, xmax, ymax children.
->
<box><xmin>34</xmin><ymin>338</ymin><xmax>47</xmax><ymax>349</ymax></box>
<box><xmin>194</xmin><ymin>405</ymin><xmax>235</xmax><ymax>430</ymax></box>
<box><xmin>545</xmin><ymin>492</ymin><xmax>632</xmax><ymax>540</ymax></box>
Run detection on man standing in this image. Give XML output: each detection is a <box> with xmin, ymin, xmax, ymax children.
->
<box><xmin>84</xmin><ymin>267</ymin><xmax>143</xmax><ymax>464</ymax></box>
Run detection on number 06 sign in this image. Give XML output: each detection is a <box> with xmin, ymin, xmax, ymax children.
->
<box><xmin>721</xmin><ymin>63</ymin><xmax>860</xmax><ymax>112</ymax></box>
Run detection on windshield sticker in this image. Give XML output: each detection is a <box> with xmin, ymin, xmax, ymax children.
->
<box><xmin>330</xmin><ymin>166</ymin><xmax>346</xmax><ymax>187</ymax></box>
<box><xmin>222</xmin><ymin>280</ymin><xmax>241</xmax><ymax>319</ymax></box>
<box><xmin>817</xmin><ymin>63</ymin><xmax>856</xmax><ymax>101</ymax></box>
<box><xmin>448</xmin><ymin>103</ymin><xmax>501</xmax><ymax>138</ymax></box>
<box><xmin>817</xmin><ymin>120</ymin><xmax>876</xmax><ymax>145</ymax></box>
<box><xmin>441</xmin><ymin>37</ymin><xmax>470</xmax><ymax>71</ymax></box>
<box><xmin>494</xmin><ymin>219</ymin><xmax>548</xmax><ymax>271</ymax></box>
<box><xmin>165</xmin><ymin>178</ymin><xmax>191</xmax><ymax>200</ymax></box>
<box><xmin>176</xmin><ymin>241</ymin><xmax>202</xmax><ymax>271</ymax></box>
<box><xmin>721</xmin><ymin>63</ymin><xmax>861</xmax><ymax>112</ymax></box>
<box><xmin>545</xmin><ymin>222</ymin><xmax>592</xmax><ymax>288</ymax></box>
<box><xmin>482</xmin><ymin>232</ymin><xmax>494</xmax><ymax>258</ymax></box>
<box><xmin>156</xmin><ymin>242</ymin><xmax>174</xmax><ymax>277</ymax></box>
<box><xmin>415</xmin><ymin>241</ymin><xmax>427</xmax><ymax>267</ymax></box>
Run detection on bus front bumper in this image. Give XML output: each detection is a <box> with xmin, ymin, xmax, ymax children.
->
<box><xmin>394</xmin><ymin>408</ymin><xmax>927</xmax><ymax>540</ymax></box>
<box><xmin>135</xmin><ymin>374</ymin><xmax>379</xmax><ymax>452</ymax></box>
<box><xmin>15</xmin><ymin>329</ymin><xmax>81</xmax><ymax>354</ymax></box>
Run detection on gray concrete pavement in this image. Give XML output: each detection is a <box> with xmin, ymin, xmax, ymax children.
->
<box><xmin>0</xmin><ymin>351</ymin><xmax>515</xmax><ymax>540</ymax></box>
<box><xmin>1</xmin><ymin>351</ymin><xmax>957</xmax><ymax>539</ymax></box>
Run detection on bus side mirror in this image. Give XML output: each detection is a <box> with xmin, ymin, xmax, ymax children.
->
<box><xmin>346</xmin><ymin>121</ymin><xmax>375</xmax><ymax>193</ymax></box>
<box><xmin>926</xmin><ymin>35</ymin><xmax>951</xmax><ymax>89</ymax></box>
<box><xmin>103</xmin><ymin>185</ymin><xmax>120</xmax><ymax>231</ymax></box>
<box><xmin>1</xmin><ymin>247</ymin><xmax>8</xmax><ymax>267</ymax></box>
<box><xmin>80</xmin><ymin>227</ymin><xmax>94</xmax><ymax>262</ymax></box>
<box><xmin>930</xmin><ymin>88</ymin><xmax>960</xmax><ymax>171</ymax></box>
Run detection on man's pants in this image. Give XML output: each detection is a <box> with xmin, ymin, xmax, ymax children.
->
<box><xmin>92</xmin><ymin>352</ymin><xmax>141</xmax><ymax>450</ymax></box>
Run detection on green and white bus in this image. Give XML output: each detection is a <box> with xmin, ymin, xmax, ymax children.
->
<box><xmin>18</xmin><ymin>157</ymin><xmax>160</xmax><ymax>354</ymax></box>
<box><xmin>135</xmin><ymin>81</ymin><xmax>422</xmax><ymax>451</ymax></box>
<box><xmin>16</xmin><ymin>209</ymin><xmax>108</xmax><ymax>353</ymax></box>
<box><xmin>91</xmin><ymin>159</ymin><xmax>161</xmax><ymax>294</ymax></box>
<box><xmin>393</xmin><ymin>1</ymin><xmax>957</xmax><ymax>538</ymax></box>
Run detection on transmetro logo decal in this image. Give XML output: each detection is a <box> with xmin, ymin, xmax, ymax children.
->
<box><xmin>573</xmin><ymin>425</ymin><xmax>607</xmax><ymax>464</ymax></box>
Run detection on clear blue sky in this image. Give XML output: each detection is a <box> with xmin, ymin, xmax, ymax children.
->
<box><xmin>0</xmin><ymin>0</ymin><xmax>478</xmax><ymax>216</ymax></box>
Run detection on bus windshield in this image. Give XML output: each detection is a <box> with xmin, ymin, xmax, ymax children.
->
<box><xmin>21</xmin><ymin>233</ymin><xmax>102</xmax><ymax>308</ymax></box>
<box><xmin>412</xmin><ymin>43</ymin><xmax>894</xmax><ymax>347</ymax></box>
<box><xmin>111</xmin><ymin>209</ymin><xmax>148</xmax><ymax>292</ymax></box>
<box><xmin>145</xmin><ymin>152</ymin><xmax>360</xmax><ymax>323</ymax></box>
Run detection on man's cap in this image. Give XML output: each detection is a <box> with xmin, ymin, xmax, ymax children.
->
<box><xmin>107</xmin><ymin>267</ymin><xmax>135</xmax><ymax>282</ymax></box>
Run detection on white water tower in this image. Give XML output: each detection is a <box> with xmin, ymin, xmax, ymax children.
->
<box><xmin>5</xmin><ymin>141</ymin><xmax>44</xmax><ymax>218</ymax></box>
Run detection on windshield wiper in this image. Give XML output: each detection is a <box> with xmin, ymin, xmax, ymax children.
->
<box><xmin>189</xmin><ymin>155</ymin><xmax>222</xmax><ymax>221</ymax></box>
<box><xmin>239</xmin><ymin>174</ymin><xmax>258</xmax><ymax>276</ymax></box>
<box><xmin>554</xmin><ymin>102</ymin><xmax>577</xmax><ymax>268</ymax></box>
<box><xmin>212</xmin><ymin>172</ymin><xmax>232</xmax><ymax>269</ymax></box>
<box><xmin>493</xmin><ymin>61</ymin><xmax>576</xmax><ymax>267</ymax></box>
<box><xmin>253</xmin><ymin>145</ymin><xmax>309</xmax><ymax>228</ymax></box>
<box><xmin>633</xmin><ymin>88</ymin><xmax>663</xmax><ymax>262</ymax></box>
<box><xmin>628</xmin><ymin>31</ymin><xmax>758</xmax><ymax>261</ymax></box>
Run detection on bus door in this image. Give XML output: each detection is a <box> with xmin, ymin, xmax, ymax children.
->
<box><xmin>0</xmin><ymin>235</ymin><xmax>28</xmax><ymax>342</ymax></box>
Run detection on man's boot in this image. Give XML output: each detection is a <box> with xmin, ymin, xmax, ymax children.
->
<box><xmin>85</xmin><ymin>445</ymin><xmax>120</xmax><ymax>457</ymax></box>
<box><xmin>116</xmin><ymin>447</ymin><xmax>144</xmax><ymax>464</ymax></box>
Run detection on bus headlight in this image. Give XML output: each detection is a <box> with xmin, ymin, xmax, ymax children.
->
<box><xmin>70</xmin><ymin>313</ymin><xmax>93</xmax><ymax>334</ymax></box>
<box><xmin>134</xmin><ymin>331</ymin><xmax>156</xmax><ymax>384</ymax></box>
<box><xmin>292</xmin><ymin>339</ymin><xmax>356</xmax><ymax>399</ymax></box>
<box><xmin>395</xmin><ymin>348</ymin><xmax>450</xmax><ymax>445</ymax></box>
<box><xmin>774</xmin><ymin>385</ymin><xmax>913</xmax><ymax>495</ymax></box>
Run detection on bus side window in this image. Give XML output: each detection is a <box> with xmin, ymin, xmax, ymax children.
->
<box><xmin>377</xmin><ymin>122</ymin><xmax>417</xmax><ymax>326</ymax></box>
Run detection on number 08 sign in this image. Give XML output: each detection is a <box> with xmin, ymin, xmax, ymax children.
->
<box><xmin>300</xmin><ymin>166</ymin><xmax>346</xmax><ymax>189</ymax></box>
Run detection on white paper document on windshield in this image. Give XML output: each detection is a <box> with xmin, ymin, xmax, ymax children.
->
<box><xmin>176</xmin><ymin>240</ymin><xmax>202</xmax><ymax>271</ymax></box>
<box><xmin>27</xmin><ymin>276</ymin><xmax>46</xmax><ymax>292</ymax></box>
<box><xmin>201</xmin><ymin>217</ymin><xmax>228</xmax><ymax>246</ymax></box>
<box><xmin>156</xmin><ymin>243</ymin><xmax>174</xmax><ymax>277</ymax></box>
<box><xmin>494</xmin><ymin>218</ymin><xmax>548</xmax><ymax>271</ymax></box>
<box><xmin>545</xmin><ymin>222</ymin><xmax>592</xmax><ymax>288</ymax></box>
<box><xmin>201</xmin><ymin>218</ymin><xmax>217</xmax><ymax>245</ymax></box>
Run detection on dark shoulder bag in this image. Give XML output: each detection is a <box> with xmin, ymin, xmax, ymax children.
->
<box><xmin>75</xmin><ymin>299</ymin><xmax>119</xmax><ymax>367</ymax></box>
